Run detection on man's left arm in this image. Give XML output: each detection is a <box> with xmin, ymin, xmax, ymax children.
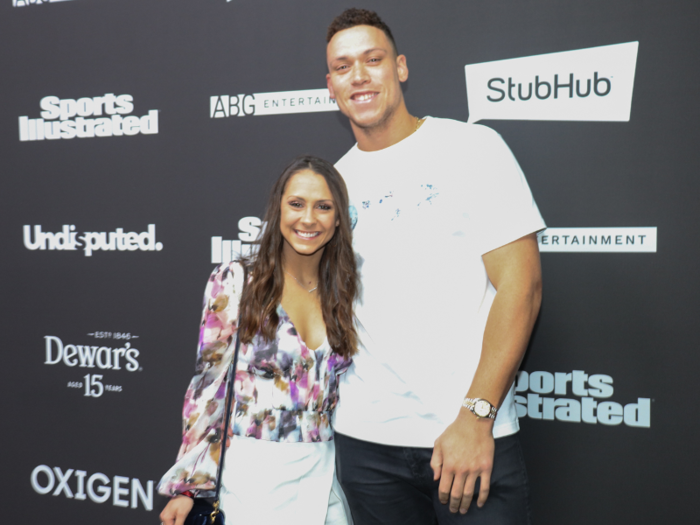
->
<box><xmin>430</xmin><ymin>232</ymin><xmax>542</xmax><ymax>514</ymax></box>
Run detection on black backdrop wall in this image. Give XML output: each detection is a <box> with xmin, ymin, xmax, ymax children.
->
<box><xmin>2</xmin><ymin>1</ymin><xmax>698</xmax><ymax>523</ymax></box>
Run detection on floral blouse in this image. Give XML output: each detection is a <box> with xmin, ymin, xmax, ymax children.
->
<box><xmin>157</xmin><ymin>262</ymin><xmax>351</xmax><ymax>497</ymax></box>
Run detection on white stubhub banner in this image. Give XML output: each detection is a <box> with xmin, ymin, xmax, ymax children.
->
<box><xmin>465</xmin><ymin>42</ymin><xmax>639</xmax><ymax>123</ymax></box>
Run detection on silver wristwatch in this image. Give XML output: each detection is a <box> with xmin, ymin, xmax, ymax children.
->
<box><xmin>462</xmin><ymin>397</ymin><xmax>498</xmax><ymax>419</ymax></box>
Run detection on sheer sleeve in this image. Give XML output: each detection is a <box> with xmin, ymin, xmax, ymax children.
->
<box><xmin>157</xmin><ymin>261</ymin><xmax>245</xmax><ymax>497</ymax></box>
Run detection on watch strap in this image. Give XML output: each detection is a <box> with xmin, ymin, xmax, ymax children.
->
<box><xmin>462</xmin><ymin>397</ymin><xmax>497</xmax><ymax>419</ymax></box>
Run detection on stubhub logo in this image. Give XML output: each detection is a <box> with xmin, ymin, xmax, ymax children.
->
<box><xmin>465</xmin><ymin>42</ymin><xmax>639</xmax><ymax>123</ymax></box>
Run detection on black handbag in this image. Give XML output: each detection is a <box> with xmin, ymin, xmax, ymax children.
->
<box><xmin>184</xmin><ymin>308</ymin><xmax>244</xmax><ymax>525</ymax></box>
<box><xmin>184</xmin><ymin>497</ymin><xmax>225</xmax><ymax>525</ymax></box>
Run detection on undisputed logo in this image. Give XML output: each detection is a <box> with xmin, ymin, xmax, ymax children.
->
<box><xmin>211</xmin><ymin>216</ymin><xmax>263</xmax><ymax>264</ymax></box>
<box><xmin>19</xmin><ymin>94</ymin><xmax>158</xmax><ymax>141</ymax></box>
<box><xmin>537</xmin><ymin>227</ymin><xmax>657</xmax><ymax>253</ymax></box>
<box><xmin>31</xmin><ymin>464</ymin><xmax>153</xmax><ymax>510</ymax></box>
<box><xmin>515</xmin><ymin>370</ymin><xmax>650</xmax><ymax>427</ymax></box>
<box><xmin>210</xmin><ymin>89</ymin><xmax>338</xmax><ymax>118</ymax></box>
<box><xmin>23</xmin><ymin>224</ymin><xmax>163</xmax><ymax>256</ymax></box>
<box><xmin>465</xmin><ymin>42</ymin><xmax>638</xmax><ymax>122</ymax></box>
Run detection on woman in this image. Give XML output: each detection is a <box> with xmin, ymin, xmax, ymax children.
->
<box><xmin>158</xmin><ymin>155</ymin><xmax>358</xmax><ymax>525</ymax></box>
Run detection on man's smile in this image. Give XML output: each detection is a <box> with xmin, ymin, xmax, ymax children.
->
<box><xmin>351</xmin><ymin>92</ymin><xmax>378</xmax><ymax>103</ymax></box>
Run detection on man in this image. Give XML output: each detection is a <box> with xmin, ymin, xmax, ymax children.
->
<box><xmin>325</xmin><ymin>8</ymin><xmax>545</xmax><ymax>525</ymax></box>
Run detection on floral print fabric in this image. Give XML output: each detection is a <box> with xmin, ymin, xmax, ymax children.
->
<box><xmin>158</xmin><ymin>261</ymin><xmax>351</xmax><ymax>497</ymax></box>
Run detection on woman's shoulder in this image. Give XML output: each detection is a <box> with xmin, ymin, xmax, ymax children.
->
<box><xmin>209</xmin><ymin>259</ymin><xmax>246</xmax><ymax>279</ymax></box>
<box><xmin>204</xmin><ymin>260</ymin><xmax>247</xmax><ymax>301</ymax></box>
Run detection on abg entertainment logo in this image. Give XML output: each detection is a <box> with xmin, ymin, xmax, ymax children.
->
<box><xmin>31</xmin><ymin>465</ymin><xmax>154</xmax><ymax>511</ymax></box>
<box><xmin>19</xmin><ymin>94</ymin><xmax>158</xmax><ymax>141</ymax></box>
<box><xmin>45</xmin><ymin>335</ymin><xmax>142</xmax><ymax>397</ymax></box>
<box><xmin>210</xmin><ymin>88</ymin><xmax>337</xmax><ymax>118</ymax></box>
<box><xmin>465</xmin><ymin>42</ymin><xmax>639</xmax><ymax>122</ymax></box>
<box><xmin>23</xmin><ymin>224</ymin><xmax>163</xmax><ymax>256</ymax></box>
<box><xmin>211</xmin><ymin>216</ymin><xmax>263</xmax><ymax>264</ymax></box>
<box><xmin>537</xmin><ymin>227</ymin><xmax>657</xmax><ymax>253</ymax></box>
<box><xmin>515</xmin><ymin>370</ymin><xmax>650</xmax><ymax>427</ymax></box>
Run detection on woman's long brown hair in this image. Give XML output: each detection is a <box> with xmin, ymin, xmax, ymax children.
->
<box><xmin>237</xmin><ymin>155</ymin><xmax>359</xmax><ymax>358</ymax></box>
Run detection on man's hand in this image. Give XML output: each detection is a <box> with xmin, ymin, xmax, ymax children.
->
<box><xmin>431</xmin><ymin>410</ymin><xmax>495</xmax><ymax>514</ymax></box>
<box><xmin>160</xmin><ymin>494</ymin><xmax>194</xmax><ymax>525</ymax></box>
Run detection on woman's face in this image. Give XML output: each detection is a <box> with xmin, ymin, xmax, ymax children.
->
<box><xmin>280</xmin><ymin>169</ymin><xmax>339</xmax><ymax>259</ymax></box>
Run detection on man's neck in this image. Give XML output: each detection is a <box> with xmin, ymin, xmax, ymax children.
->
<box><xmin>353</xmin><ymin>108</ymin><xmax>419</xmax><ymax>152</ymax></box>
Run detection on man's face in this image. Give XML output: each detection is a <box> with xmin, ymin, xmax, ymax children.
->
<box><xmin>326</xmin><ymin>25</ymin><xmax>408</xmax><ymax>132</ymax></box>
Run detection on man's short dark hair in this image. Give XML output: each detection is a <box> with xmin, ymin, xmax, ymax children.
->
<box><xmin>326</xmin><ymin>8</ymin><xmax>398</xmax><ymax>55</ymax></box>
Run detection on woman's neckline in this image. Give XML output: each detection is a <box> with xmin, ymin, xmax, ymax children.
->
<box><xmin>277</xmin><ymin>304</ymin><xmax>329</xmax><ymax>352</ymax></box>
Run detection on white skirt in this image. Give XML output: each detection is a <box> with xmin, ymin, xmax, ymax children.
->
<box><xmin>219</xmin><ymin>435</ymin><xmax>352</xmax><ymax>525</ymax></box>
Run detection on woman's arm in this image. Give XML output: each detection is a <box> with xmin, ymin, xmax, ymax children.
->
<box><xmin>160</xmin><ymin>495</ymin><xmax>194</xmax><ymax>525</ymax></box>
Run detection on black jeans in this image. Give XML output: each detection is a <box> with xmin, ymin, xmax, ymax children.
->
<box><xmin>335</xmin><ymin>432</ymin><xmax>532</xmax><ymax>525</ymax></box>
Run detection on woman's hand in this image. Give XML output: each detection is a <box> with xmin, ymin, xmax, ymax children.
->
<box><xmin>160</xmin><ymin>495</ymin><xmax>194</xmax><ymax>525</ymax></box>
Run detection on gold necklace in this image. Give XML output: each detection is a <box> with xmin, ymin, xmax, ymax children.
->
<box><xmin>284</xmin><ymin>270</ymin><xmax>318</xmax><ymax>293</ymax></box>
<box><xmin>414</xmin><ymin>116</ymin><xmax>425</xmax><ymax>132</ymax></box>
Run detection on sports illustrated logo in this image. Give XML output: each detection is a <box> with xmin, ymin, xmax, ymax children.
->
<box><xmin>13</xmin><ymin>0</ymin><xmax>75</xmax><ymax>6</ymax></box>
<box><xmin>211</xmin><ymin>216</ymin><xmax>264</xmax><ymax>264</ymax></box>
<box><xmin>19</xmin><ymin>94</ymin><xmax>159</xmax><ymax>142</ymax></box>
<box><xmin>465</xmin><ymin>42</ymin><xmax>638</xmax><ymax>123</ymax></box>
<box><xmin>23</xmin><ymin>224</ymin><xmax>163</xmax><ymax>256</ymax></box>
<box><xmin>30</xmin><ymin>465</ymin><xmax>154</xmax><ymax>511</ymax></box>
<box><xmin>44</xmin><ymin>335</ymin><xmax>142</xmax><ymax>397</ymax></box>
<box><xmin>537</xmin><ymin>227</ymin><xmax>656</xmax><ymax>253</ymax></box>
<box><xmin>515</xmin><ymin>370</ymin><xmax>650</xmax><ymax>427</ymax></box>
<box><xmin>210</xmin><ymin>89</ymin><xmax>338</xmax><ymax>118</ymax></box>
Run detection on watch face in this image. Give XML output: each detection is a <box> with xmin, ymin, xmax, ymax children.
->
<box><xmin>474</xmin><ymin>400</ymin><xmax>491</xmax><ymax>417</ymax></box>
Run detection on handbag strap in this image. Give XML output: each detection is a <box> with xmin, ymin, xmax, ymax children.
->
<box><xmin>210</xmin><ymin>267</ymin><xmax>247</xmax><ymax>520</ymax></box>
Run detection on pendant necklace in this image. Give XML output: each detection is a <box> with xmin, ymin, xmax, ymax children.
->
<box><xmin>284</xmin><ymin>270</ymin><xmax>318</xmax><ymax>293</ymax></box>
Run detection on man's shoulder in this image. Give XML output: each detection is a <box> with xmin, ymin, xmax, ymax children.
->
<box><xmin>332</xmin><ymin>118</ymin><xmax>506</xmax><ymax>172</ymax></box>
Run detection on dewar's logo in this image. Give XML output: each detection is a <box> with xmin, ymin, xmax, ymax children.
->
<box><xmin>465</xmin><ymin>42</ymin><xmax>639</xmax><ymax>123</ymax></box>
<box><xmin>44</xmin><ymin>335</ymin><xmax>142</xmax><ymax>398</ymax></box>
<box><xmin>19</xmin><ymin>94</ymin><xmax>159</xmax><ymax>141</ymax></box>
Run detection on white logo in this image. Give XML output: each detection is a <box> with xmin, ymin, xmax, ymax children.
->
<box><xmin>44</xmin><ymin>332</ymin><xmax>143</xmax><ymax>397</ymax></box>
<box><xmin>538</xmin><ymin>227</ymin><xmax>656</xmax><ymax>253</ymax></box>
<box><xmin>211</xmin><ymin>216</ymin><xmax>264</xmax><ymax>264</ymax></box>
<box><xmin>19</xmin><ymin>94</ymin><xmax>159</xmax><ymax>141</ymax></box>
<box><xmin>515</xmin><ymin>370</ymin><xmax>650</xmax><ymax>427</ymax></box>
<box><xmin>210</xmin><ymin>89</ymin><xmax>338</xmax><ymax>118</ymax></box>
<box><xmin>465</xmin><ymin>42</ymin><xmax>639</xmax><ymax>123</ymax></box>
<box><xmin>30</xmin><ymin>465</ymin><xmax>154</xmax><ymax>511</ymax></box>
<box><xmin>45</xmin><ymin>336</ymin><xmax>140</xmax><ymax>372</ymax></box>
<box><xmin>45</xmin><ymin>335</ymin><xmax>142</xmax><ymax>397</ymax></box>
<box><xmin>13</xmin><ymin>0</ymin><xmax>75</xmax><ymax>6</ymax></box>
<box><xmin>23</xmin><ymin>224</ymin><xmax>163</xmax><ymax>256</ymax></box>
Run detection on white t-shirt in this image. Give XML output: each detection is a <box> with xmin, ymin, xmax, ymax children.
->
<box><xmin>332</xmin><ymin>117</ymin><xmax>546</xmax><ymax>448</ymax></box>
